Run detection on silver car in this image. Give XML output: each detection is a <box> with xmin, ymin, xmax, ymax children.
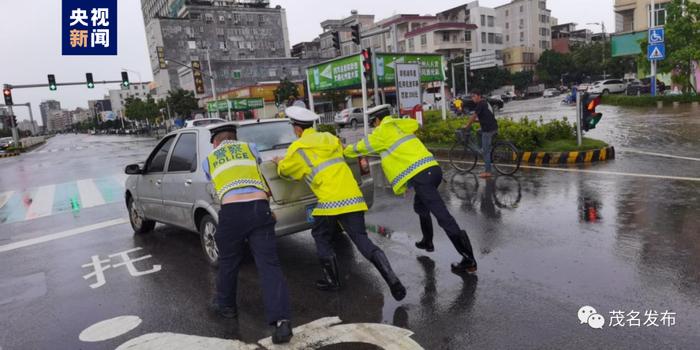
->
<box><xmin>124</xmin><ymin>119</ymin><xmax>374</xmax><ymax>266</ymax></box>
<box><xmin>334</xmin><ymin>107</ymin><xmax>364</xmax><ymax>129</ymax></box>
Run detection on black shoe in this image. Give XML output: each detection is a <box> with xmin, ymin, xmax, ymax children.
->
<box><xmin>370</xmin><ymin>251</ymin><xmax>407</xmax><ymax>301</ymax></box>
<box><xmin>448</xmin><ymin>230</ymin><xmax>478</xmax><ymax>273</ymax></box>
<box><xmin>209</xmin><ymin>300</ymin><xmax>237</xmax><ymax>318</ymax></box>
<box><xmin>272</xmin><ymin>320</ymin><xmax>293</xmax><ymax>344</ymax></box>
<box><xmin>316</xmin><ymin>257</ymin><xmax>341</xmax><ymax>291</ymax></box>
<box><xmin>415</xmin><ymin>240</ymin><xmax>435</xmax><ymax>252</ymax></box>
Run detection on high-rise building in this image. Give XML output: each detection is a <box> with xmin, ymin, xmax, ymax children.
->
<box><xmin>48</xmin><ymin>110</ymin><xmax>72</xmax><ymax>132</ymax></box>
<box><xmin>143</xmin><ymin>0</ymin><xmax>317</xmax><ymax>101</ymax></box>
<box><xmin>496</xmin><ymin>0</ymin><xmax>553</xmax><ymax>72</ymax></box>
<box><xmin>108</xmin><ymin>82</ymin><xmax>152</xmax><ymax>115</ymax></box>
<box><xmin>39</xmin><ymin>100</ymin><xmax>61</xmax><ymax>129</ymax></box>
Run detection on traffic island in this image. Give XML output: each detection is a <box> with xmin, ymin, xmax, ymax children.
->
<box><xmin>429</xmin><ymin>146</ymin><xmax>615</xmax><ymax>165</ymax></box>
<box><xmin>0</xmin><ymin>151</ymin><xmax>21</xmax><ymax>158</ymax></box>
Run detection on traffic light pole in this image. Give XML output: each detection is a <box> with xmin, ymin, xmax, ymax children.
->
<box><xmin>5</xmin><ymin>81</ymin><xmax>122</xmax><ymax>90</ymax></box>
<box><xmin>7</xmin><ymin>105</ymin><xmax>20</xmax><ymax>147</ymax></box>
<box><xmin>576</xmin><ymin>92</ymin><xmax>582</xmax><ymax>147</ymax></box>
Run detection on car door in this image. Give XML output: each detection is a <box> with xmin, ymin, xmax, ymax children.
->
<box><xmin>137</xmin><ymin>135</ymin><xmax>176</xmax><ymax>222</ymax></box>
<box><xmin>160</xmin><ymin>132</ymin><xmax>199</xmax><ymax>229</ymax></box>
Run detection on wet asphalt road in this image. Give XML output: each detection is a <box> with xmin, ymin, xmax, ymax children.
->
<box><xmin>1</xmin><ymin>101</ymin><xmax>699</xmax><ymax>349</ymax></box>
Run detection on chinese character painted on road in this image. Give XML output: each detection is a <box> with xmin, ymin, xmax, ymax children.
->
<box><xmin>82</xmin><ymin>247</ymin><xmax>161</xmax><ymax>289</ymax></box>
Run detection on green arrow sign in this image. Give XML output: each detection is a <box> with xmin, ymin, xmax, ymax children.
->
<box><xmin>376</xmin><ymin>54</ymin><xmax>444</xmax><ymax>85</ymax></box>
<box><xmin>307</xmin><ymin>55</ymin><xmax>362</xmax><ymax>92</ymax></box>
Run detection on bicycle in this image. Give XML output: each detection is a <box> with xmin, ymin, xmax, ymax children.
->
<box><xmin>449</xmin><ymin>128</ymin><xmax>522</xmax><ymax>175</ymax></box>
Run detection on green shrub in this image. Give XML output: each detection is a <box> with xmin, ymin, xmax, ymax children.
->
<box><xmin>317</xmin><ymin>124</ymin><xmax>337</xmax><ymax>136</ymax></box>
<box><xmin>601</xmin><ymin>94</ymin><xmax>700</xmax><ymax>107</ymax></box>
<box><xmin>416</xmin><ymin>114</ymin><xmax>579</xmax><ymax>151</ymax></box>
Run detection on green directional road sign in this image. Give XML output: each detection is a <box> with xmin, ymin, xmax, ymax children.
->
<box><xmin>208</xmin><ymin>98</ymin><xmax>265</xmax><ymax>112</ymax></box>
<box><xmin>375</xmin><ymin>53</ymin><xmax>444</xmax><ymax>86</ymax></box>
<box><xmin>307</xmin><ymin>55</ymin><xmax>362</xmax><ymax>92</ymax></box>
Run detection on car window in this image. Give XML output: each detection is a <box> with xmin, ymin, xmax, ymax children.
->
<box><xmin>167</xmin><ymin>133</ymin><xmax>198</xmax><ymax>172</ymax></box>
<box><xmin>146</xmin><ymin>136</ymin><xmax>175</xmax><ymax>173</ymax></box>
<box><xmin>236</xmin><ymin>122</ymin><xmax>298</xmax><ymax>152</ymax></box>
<box><xmin>353</xmin><ymin>108</ymin><xmax>362</xmax><ymax>113</ymax></box>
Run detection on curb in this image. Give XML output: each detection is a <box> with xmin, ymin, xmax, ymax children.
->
<box><xmin>520</xmin><ymin>146</ymin><xmax>615</xmax><ymax>165</ymax></box>
<box><xmin>0</xmin><ymin>152</ymin><xmax>20</xmax><ymax>158</ymax></box>
<box><xmin>429</xmin><ymin>146</ymin><xmax>615</xmax><ymax>165</ymax></box>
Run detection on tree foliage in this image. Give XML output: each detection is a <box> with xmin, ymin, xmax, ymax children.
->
<box><xmin>273</xmin><ymin>78</ymin><xmax>300</xmax><ymax>106</ymax></box>
<box><xmin>124</xmin><ymin>95</ymin><xmax>160</xmax><ymax>122</ymax></box>
<box><xmin>166</xmin><ymin>89</ymin><xmax>199</xmax><ymax>119</ymax></box>
<box><xmin>320</xmin><ymin>89</ymin><xmax>348</xmax><ymax>111</ymax></box>
<box><xmin>511</xmin><ymin>71</ymin><xmax>534</xmax><ymax>91</ymax></box>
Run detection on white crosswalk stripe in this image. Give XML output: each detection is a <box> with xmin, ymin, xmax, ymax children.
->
<box><xmin>0</xmin><ymin>191</ymin><xmax>14</xmax><ymax>210</ymax></box>
<box><xmin>25</xmin><ymin>185</ymin><xmax>56</xmax><ymax>220</ymax></box>
<box><xmin>77</xmin><ymin>179</ymin><xmax>106</xmax><ymax>208</ymax></box>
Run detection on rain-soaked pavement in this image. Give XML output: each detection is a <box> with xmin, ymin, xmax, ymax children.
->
<box><xmin>1</xmin><ymin>100</ymin><xmax>699</xmax><ymax>349</ymax></box>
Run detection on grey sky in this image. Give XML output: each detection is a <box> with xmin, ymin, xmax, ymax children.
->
<box><xmin>0</xmin><ymin>0</ymin><xmax>613</xmax><ymax>124</ymax></box>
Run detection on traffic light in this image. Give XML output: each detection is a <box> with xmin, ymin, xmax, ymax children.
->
<box><xmin>331</xmin><ymin>31</ymin><xmax>340</xmax><ymax>50</ymax></box>
<box><xmin>48</xmin><ymin>74</ymin><xmax>57</xmax><ymax>91</ymax></box>
<box><xmin>2</xmin><ymin>88</ymin><xmax>12</xmax><ymax>105</ymax></box>
<box><xmin>121</xmin><ymin>72</ymin><xmax>130</xmax><ymax>87</ymax></box>
<box><xmin>581</xmin><ymin>93</ymin><xmax>602</xmax><ymax>131</ymax></box>
<box><xmin>12</xmin><ymin>115</ymin><xmax>17</xmax><ymax>127</ymax></box>
<box><xmin>351</xmin><ymin>24</ymin><xmax>361</xmax><ymax>45</ymax></box>
<box><xmin>361</xmin><ymin>48</ymin><xmax>372</xmax><ymax>80</ymax></box>
<box><xmin>86</xmin><ymin>73</ymin><xmax>94</xmax><ymax>89</ymax></box>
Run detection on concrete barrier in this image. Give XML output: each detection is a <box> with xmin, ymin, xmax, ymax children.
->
<box><xmin>20</xmin><ymin>136</ymin><xmax>46</xmax><ymax>148</ymax></box>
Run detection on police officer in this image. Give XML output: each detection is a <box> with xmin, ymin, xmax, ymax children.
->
<box><xmin>273</xmin><ymin>107</ymin><xmax>406</xmax><ymax>301</ymax></box>
<box><xmin>344</xmin><ymin>114</ymin><xmax>478</xmax><ymax>273</ymax></box>
<box><xmin>204</xmin><ymin>124</ymin><xmax>292</xmax><ymax>344</ymax></box>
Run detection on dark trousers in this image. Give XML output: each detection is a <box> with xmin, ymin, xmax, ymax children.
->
<box><xmin>311</xmin><ymin>211</ymin><xmax>381</xmax><ymax>261</ymax></box>
<box><xmin>410</xmin><ymin>166</ymin><xmax>463</xmax><ymax>241</ymax></box>
<box><xmin>215</xmin><ymin>200</ymin><xmax>291</xmax><ymax>325</ymax></box>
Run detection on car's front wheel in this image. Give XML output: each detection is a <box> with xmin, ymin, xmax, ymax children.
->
<box><xmin>128</xmin><ymin>197</ymin><xmax>155</xmax><ymax>234</ymax></box>
<box><xmin>199</xmin><ymin>214</ymin><xmax>219</xmax><ymax>267</ymax></box>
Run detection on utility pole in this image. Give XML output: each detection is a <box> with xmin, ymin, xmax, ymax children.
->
<box><xmin>650</xmin><ymin>0</ymin><xmax>658</xmax><ymax>96</ymax></box>
<box><xmin>205</xmin><ymin>48</ymin><xmax>217</xmax><ymax>100</ymax></box>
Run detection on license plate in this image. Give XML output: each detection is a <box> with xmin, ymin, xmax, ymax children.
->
<box><xmin>305</xmin><ymin>205</ymin><xmax>315</xmax><ymax>223</ymax></box>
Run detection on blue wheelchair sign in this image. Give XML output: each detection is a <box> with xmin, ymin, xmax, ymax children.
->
<box><xmin>648</xmin><ymin>28</ymin><xmax>664</xmax><ymax>44</ymax></box>
<box><xmin>648</xmin><ymin>43</ymin><xmax>666</xmax><ymax>61</ymax></box>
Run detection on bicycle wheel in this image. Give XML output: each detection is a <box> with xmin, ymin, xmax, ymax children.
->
<box><xmin>449</xmin><ymin>142</ymin><xmax>478</xmax><ymax>173</ymax></box>
<box><xmin>491</xmin><ymin>141</ymin><xmax>521</xmax><ymax>175</ymax></box>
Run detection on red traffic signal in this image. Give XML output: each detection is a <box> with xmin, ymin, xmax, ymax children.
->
<box><xmin>361</xmin><ymin>48</ymin><xmax>372</xmax><ymax>79</ymax></box>
<box><xmin>3</xmin><ymin>88</ymin><xmax>13</xmax><ymax>106</ymax></box>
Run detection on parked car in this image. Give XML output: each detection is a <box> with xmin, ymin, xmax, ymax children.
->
<box><xmin>334</xmin><ymin>107</ymin><xmax>364</xmax><ymax>129</ymax></box>
<box><xmin>123</xmin><ymin>119</ymin><xmax>375</xmax><ymax>266</ymax></box>
<box><xmin>543</xmin><ymin>88</ymin><xmax>561</xmax><ymax>98</ymax></box>
<box><xmin>588</xmin><ymin>79</ymin><xmax>627</xmax><ymax>95</ymax></box>
<box><xmin>626</xmin><ymin>79</ymin><xmax>652</xmax><ymax>95</ymax></box>
<box><xmin>184</xmin><ymin>118</ymin><xmax>226</xmax><ymax>128</ymax></box>
<box><xmin>0</xmin><ymin>137</ymin><xmax>14</xmax><ymax>151</ymax></box>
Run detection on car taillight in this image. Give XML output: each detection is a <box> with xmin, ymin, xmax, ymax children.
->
<box><xmin>359</xmin><ymin>157</ymin><xmax>370</xmax><ymax>176</ymax></box>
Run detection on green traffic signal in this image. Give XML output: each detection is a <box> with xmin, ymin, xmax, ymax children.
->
<box><xmin>86</xmin><ymin>73</ymin><xmax>94</xmax><ymax>89</ymax></box>
<box><xmin>121</xmin><ymin>72</ymin><xmax>130</xmax><ymax>87</ymax></box>
<box><xmin>48</xmin><ymin>74</ymin><xmax>57</xmax><ymax>91</ymax></box>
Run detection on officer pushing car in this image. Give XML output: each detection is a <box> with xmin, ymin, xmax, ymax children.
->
<box><xmin>273</xmin><ymin>106</ymin><xmax>407</xmax><ymax>301</ymax></box>
<box><xmin>344</xmin><ymin>113</ymin><xmax>478</xmax><ymax>273</ymax></box>
<box><xmin>204</xmin><ymin>124</ymin><xmax>293</xmax><ymax>344</ymax></box>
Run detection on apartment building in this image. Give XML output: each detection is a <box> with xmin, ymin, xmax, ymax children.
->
<box><xmin>108</xmin><ymin>83</ymin><xmax>152</xmax><ymax>115</ymax></box>
<box><xmin>551</xmin><ymin>23</ymin><xmax>593</xmax><ymax>53</ymax></box>
<box><xmin>39</xmin><ymin>100</ymin><xmax>61</xmax><ymax>130</ymax></box>
<box><xmin>496</xmin><ymin>0</ymin><xmax>553</xmax><ymax>71</ymax></box>
<box><xmin>318</xmin><ymin>11</ymin><xmax>375</xmax><ymax>58</ymax></box>
<box><xmin>143</xmin><ymin>0</ymin><xmax>315</xmax><ymax>100</ymax></box>
<box><xmin>438</xmin><ymin>1</ymin><xmax>504</xmax><ymax>55</ymax></box>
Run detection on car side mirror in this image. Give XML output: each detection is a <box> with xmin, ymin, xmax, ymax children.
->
<box><xmin>125</xmin><ymin>163</ymin><xmax>144</xmax><ymax>175</ymax></box>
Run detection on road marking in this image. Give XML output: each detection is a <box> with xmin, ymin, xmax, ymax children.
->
<box><xmin>0</xmin><ymin>191</ymin><xmax>13</xmax><ymax>210</ymax></box>
<box><xmin>25</xmin><ymin>185</ymin><xmax>56</xmax><ymax>220</ymax></box>
<box><xmin>438</xmin><ymin>159</ymin><xmax>700</xmax><ymax>182</ymax></box>
<box><xmin>0</xmin><ymin>218</ymin><xmax>128</xmax><ymax>253</ymax></box>
<box><xmin>619</xmin><ymin>149</ymin><xmax>700</xmax><ymax>162</ymax></box>
<box><xmin>77</xmin><ymin>179</ymin><xmax>107</xmax><ymax>208</ymax></box>
<box><xmin>80</xmin><ymin>316</ymin><xmax>143</xmax><ymax>342</ymax></box>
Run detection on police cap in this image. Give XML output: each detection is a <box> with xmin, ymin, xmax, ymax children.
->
<box><xmin>209</xmin><ymin>123</ymin><xmax>237</xmax><ymax>144</ymax></box>
<box><xmin>285</xmin><ymin>106</ymin><xmax>319</xmax><ymax>127</ymax></box>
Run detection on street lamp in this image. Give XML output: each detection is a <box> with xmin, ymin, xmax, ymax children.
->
<box><xmin>587</xmin><ymin>22</ymin><xmax>607</xmax><ymax>79</ymax></box>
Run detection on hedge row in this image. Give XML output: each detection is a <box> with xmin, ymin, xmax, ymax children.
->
<box><xmin>601</xmin><ymin>94</ymin><xmax>700</xmax><ymax>107</ymax></box>
<box><xmin>415</xmin><ymin>111</ymin><xmax>579</xmax><ymax>151</ymax></box>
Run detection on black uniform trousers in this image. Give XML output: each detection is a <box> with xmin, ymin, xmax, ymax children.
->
<box><xmin>409</xmin><ymin>166</ymin><xmax>463</xmax><ymax>240</ymax></box>
<box><xmin>215</xmin><ymin>199</ymin><xmax>291</xmax><ymax>325</ymax></box>
<box><xmin>311</xmin><ymin>211</ymin><xmax>381</xmax><ymax>261</ymax></box>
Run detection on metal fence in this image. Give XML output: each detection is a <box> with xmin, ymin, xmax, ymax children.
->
<box><xmin>318</xmin><ymin>111</ymin><xmax>335</xmax><ymax>125</ymax></box>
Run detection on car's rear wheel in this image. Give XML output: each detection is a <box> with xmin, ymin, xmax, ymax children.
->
<box><xmin>128</xmin><ymin>197</ymin><xmax>155</xmax><ymax>234</ymax></box>
<box><xmin>199</xmin><ymin>214</ymin><xmax>219</xmax><ymax>267</ymax></box>
<box><xmin>602</xmin><ymin>89</ymin><xmax>610</xmax><ymax>95</ymax></box>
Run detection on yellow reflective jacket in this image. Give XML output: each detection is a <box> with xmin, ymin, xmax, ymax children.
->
<box><xmin>344</xmin><ymin>117</ymin><xmax>438</xmax><ymax>195</ymax></box>
<box><xmin>207</xmin><ymin>141</ymin><xmax>268</xmax><ymax>200</ymax></box>
<box><xmin>277</xmin><ymin>128</ymin><xmax>368</xmax><ymax>216</ymax></box>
